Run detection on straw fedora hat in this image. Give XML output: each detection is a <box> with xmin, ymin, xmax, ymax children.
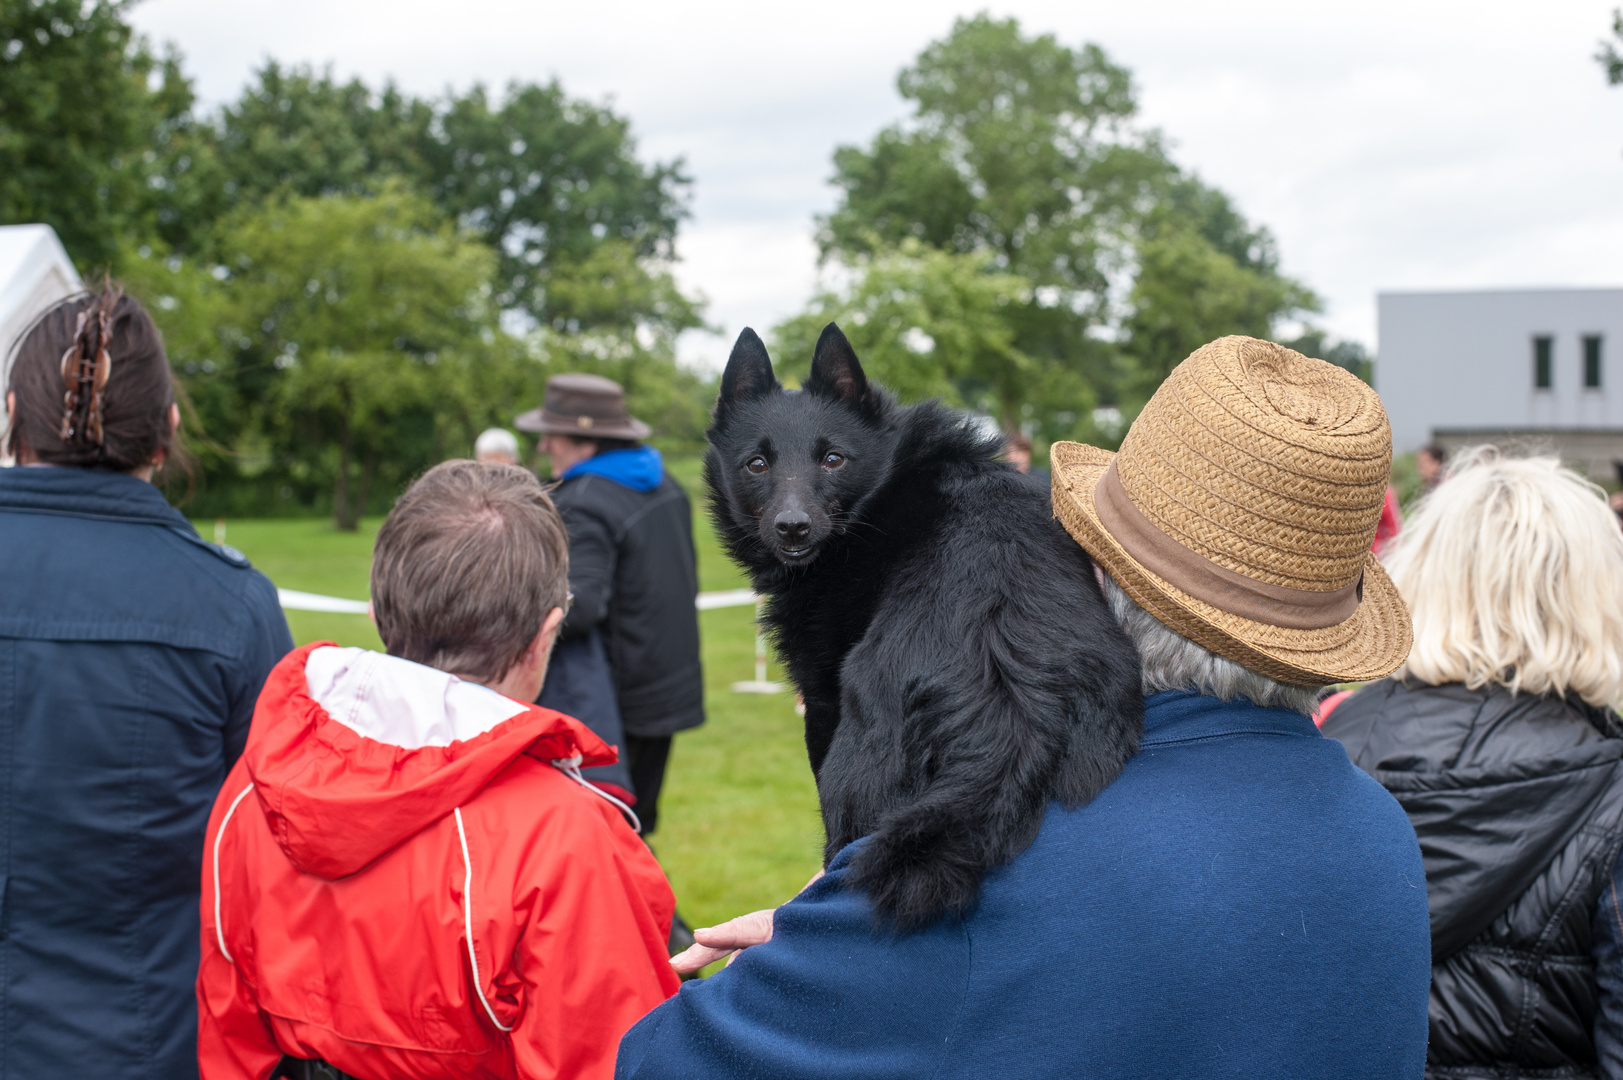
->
<box><xmin>1052</xmin><ymin>335</ymin><xmax>1411</xmax><ymax>686</ymax></box>
<box><xmin>514</xmin><ymin>373</ymin><xmax>652</xmax><ymax>441</ymax></box>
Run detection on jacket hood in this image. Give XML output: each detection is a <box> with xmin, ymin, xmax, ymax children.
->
<box><xmin>245</xmin><ymin>642</ymin><xmax>618</xmax><ymax>879</ymax></box>
<box><xmin>562</xmin><ymin>445</ymin><xmax>664</xmax><ymax>492</ymax></box>
<box><xmin>1325</xmin><ymin>680</ymin><xmax>1623</xmax><ymax>958</ymax></box>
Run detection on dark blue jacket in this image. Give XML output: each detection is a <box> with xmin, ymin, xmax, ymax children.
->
<box><xmin>0</xmin><ymin>467</ymin><xmax>292</xmax><ymax>1079</ymax></box>
<box><xmin>618</xmin><ymin>691</ymin><xmax>1432</xmax><ymax>1080</ymax></box>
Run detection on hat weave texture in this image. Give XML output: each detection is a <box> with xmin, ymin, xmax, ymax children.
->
<box><xmin>1052</xmin><ymin>335</ymin><xmax>1412</xmax><ymax>685</ymax></box>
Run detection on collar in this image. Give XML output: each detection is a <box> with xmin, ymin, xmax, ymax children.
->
<box><xmin>0</xmin><ymin>465</ymin><xmax>190</xmax><ymax>528</ymax></box>
<box><xmin>561</xmin><ymin>445</ymin><xmax>664</xmax><ymax>492</ymax></box>
<box><xmin>1140</xmin><ymin>690</ymin><xmax>1321</xmax><ymax>748</ymax></box>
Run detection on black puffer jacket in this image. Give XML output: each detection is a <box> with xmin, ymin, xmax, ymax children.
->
<box><xmin>552</xmin><ymin>470</ymin><xmax>704</xmax><ymax>737</ymax></box>
<box><xmin>1324</xmin><ymin>680</ymin><xmax>1623</xmax><ymax>1079</ymax></box>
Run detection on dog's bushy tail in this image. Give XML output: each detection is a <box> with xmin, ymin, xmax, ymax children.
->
<box><xmin>838</xmin><ymin>586</ymin><xmax>1143</xmax><ymax>931</ymax></box>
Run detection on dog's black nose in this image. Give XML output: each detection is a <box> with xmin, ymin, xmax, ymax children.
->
<box><xmin>774</xmin><ymin>510</ymin><xmax>811</xmax><ymax>543</ymax></box>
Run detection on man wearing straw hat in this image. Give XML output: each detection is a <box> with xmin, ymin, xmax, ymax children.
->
<box><xmin>621</xmin><ymin>337</ymin><xmax>1430</xmax><ymax>1080</ymax></box>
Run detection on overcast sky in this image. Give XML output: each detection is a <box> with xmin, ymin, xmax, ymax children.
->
<box><xmin>130</xmin><ymin>0</ymin><xmax>1623</xmax><ymax>371</ymax></box>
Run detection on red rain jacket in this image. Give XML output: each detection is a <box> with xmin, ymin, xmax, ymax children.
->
<box><xmin>198</xmin><ymin>643</ymin><xmax>679</xmax><ymax>1080</ymax></box>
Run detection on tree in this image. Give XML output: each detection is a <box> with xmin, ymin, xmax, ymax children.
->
<box><xmin>0</xmin><ymin>0</ymin><xmax>197</xmax><ymax>269</ymax></box>
<box><xmin>195</xmin><ymin>66</ymin><xmax>699</xmax><ymax>338</ymax></box>
<box><xmin>775</xmin><ymin>240</ymin><xmax>1038</xmax><ymax>427</ymax></box>
<box><xmin>418</xmin><ymin>81</ymin><xmax>692</xmax><ymax>331</ymax></box>
<box><xmin>217</xmin><ymin>183</ymin><xmax>499</xmax><ymax>529</ymax></box>
<box><xmin>1120</xmin><ymin>222</ymin><xmax>1317</xmax><ymax>400</ymax></box>
<box><xmin>817</xmin><ymin>13</ymin><xmax>1314</xmax><ymax>426</ymax></box>
<box><xmin>1598</xmin><ymin>9</ymin><xmax>1623</xmax><ymax>86</ymax></box>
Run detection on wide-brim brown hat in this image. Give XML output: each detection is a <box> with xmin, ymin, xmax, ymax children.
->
<box><xmin>515</xmin><ymin>372</ymin><xmax>651</xmax><ymax>441</ymax></box>
<box><xmin>1052</xmin><ymin>335</ymin><xmax>1411</xmax><ymax>686</ymax></box>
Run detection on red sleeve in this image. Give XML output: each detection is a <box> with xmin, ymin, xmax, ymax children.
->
<box><xmin>197</xmin><ymin>771</ymin><xmax>283</xmax><ymax>1080</ymax></box>
<box><xmin>507</xmin><ymin>790</ymin><xmax>680</xmax><ymax>1080</ymax></box>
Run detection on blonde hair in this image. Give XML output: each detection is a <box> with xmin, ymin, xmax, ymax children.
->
<box><xmin>1385</xmin><ymin>447</ymin><xmax>1623</xmax><ymax>706</ymax></box>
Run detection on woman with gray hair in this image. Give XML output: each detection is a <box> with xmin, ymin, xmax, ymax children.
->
<box><xmin>1322</xmin><ymin>449</ymin><xmax>1623</xmax><ymax>1080</ymax></box>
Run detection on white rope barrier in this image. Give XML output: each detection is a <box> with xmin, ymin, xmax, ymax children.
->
<box><xmin>279</xmin><ymin>587</ymin><xmax>760</xmax><ymax>614</ymax></box>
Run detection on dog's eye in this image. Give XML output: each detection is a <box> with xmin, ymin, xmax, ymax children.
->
<box><xmin>746</xmin><ymin>456</ymin><xmax>768</xmax><ymax>475</ymax></box>
<box><xmin>822</xmin><ymin>452</ymin><xmax>845</xmax><ymax>470</ymax></box>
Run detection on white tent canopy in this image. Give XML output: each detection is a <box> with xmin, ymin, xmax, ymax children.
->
<box><xmin>0</xmin><ymin>225</ymin><xmax>82</xmax><ymax>464</ymax></box>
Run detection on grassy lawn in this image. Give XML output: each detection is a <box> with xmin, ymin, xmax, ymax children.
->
<box><xmin>202</xmin><ymin>454</ymin><xmax>822</xmax><ymax>952</ymax></box>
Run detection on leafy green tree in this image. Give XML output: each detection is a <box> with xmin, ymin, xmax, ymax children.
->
<box><xmin>775</xmin><ymin>240</ymin><xmax>1038</xmax><ymax>426</ymax></box>
<box><xmin>196</xmin><ymin>66</ymin><xmax>698</xmax><ymax>337</ymax></box>
<box><xmin>1120</xmin><ymin>222</ymin><xmax>1317</xmax><ymax>400</ymax></box>
<box><xmin>0</xmin><ymin>0</ymin><xmax>198</xmax><ymax>269</ymax></box>
<box><xmin>204</xmin><ymin>64</ymin><xmax>430</xmax><ymax>218</ymax></box>
<box><xmin>216</xmin><ymin>183</ymin><xmax>499</xmax><ymax>529</ymax></box>
<box><xmin>1598</xmin><ymin>9</ymin><xmax>1623</xmax><ymax>86</ymax></box>
<box><xmin>817</xmin><ymin>12</ymin><xmax>1314</xmax><ymax>424</ymax></box>
<box><xmin>419</xmin><ymin>81</ymin><xmax>692</xmax><ymax>330</ymax></box>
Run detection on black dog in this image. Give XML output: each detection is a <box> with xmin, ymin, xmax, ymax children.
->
<box><xmin>705</xmin><ymin>323</ymin><xmax>1143</xmax><ymax>929</ymax></box>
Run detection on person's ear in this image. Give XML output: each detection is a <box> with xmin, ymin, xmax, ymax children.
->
<box><xmin>5</xmin><ymin>391</ymin><xmax>14</xmax><ymax>422</ymax></box>
<box><xmin>540</xmin><ymin>605</ymin><xmax>566</xmax><ymax>649</ymax></box>
<box><xmin>151</xmin><ymin>403</ymin><xmax>181</xmax><ymax>466</ymax></box>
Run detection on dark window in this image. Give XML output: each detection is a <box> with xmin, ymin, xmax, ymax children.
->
<box><xmin>1534</xmin><ymin>335</ymin><xmax>1553</xmax><ymax>389</ymax></box>
<box><xmin>1585</xmin><ymin>334</ymin><xmax>1603</xmax><ymax>389</ymax></box>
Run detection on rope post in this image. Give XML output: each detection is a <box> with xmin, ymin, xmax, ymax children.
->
<box><xmin>731</xmin><ymin>597</ymin><xmax>783</xmax><ymax>694</ymax></box>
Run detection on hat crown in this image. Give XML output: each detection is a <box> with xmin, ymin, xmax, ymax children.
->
<box><xmin>546</xmin><ymin>373</ymin><xmax>627</xmax><ymax>415</ymax></box>
<box><xmin>1116</xmin><ymin>336</ymin><xmax>1391</xmax><ymax>593</ymax></box>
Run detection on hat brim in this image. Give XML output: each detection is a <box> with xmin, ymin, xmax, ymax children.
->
<box><xmin>1051</xmin><ymin>441</ymin><xmax>1412</xmax><ymax>686</ymax></box>
<box><xmin>513</xmin><ymin>408</ymin><xmax>652</xmax><ymax>441</ymax></box>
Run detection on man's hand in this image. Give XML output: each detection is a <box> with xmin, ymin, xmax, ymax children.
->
<box><xmin>670</xmin><ymin>909</ymin><xmax>775</xmax><ymax>974</ymax></box>
<box><xmin>668</xmin><ymin>870</ymin><xmax>826</xmax><ymax>975</ymax></box>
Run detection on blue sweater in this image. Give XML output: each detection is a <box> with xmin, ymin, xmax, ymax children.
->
<box><xmin>618</xmin><ymin>691</ymin><xmax>1431</xmax><ymax>1080</ymax></box>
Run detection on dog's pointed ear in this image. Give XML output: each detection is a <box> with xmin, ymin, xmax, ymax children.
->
<box><xmin>718</xmin><ymin>328</ymin><xmax>778</xmax><ymax>413</ymax></box>
<box><xmin>805</xmin><ymin>322</ymin><xmax>870</xmax><ymax>406</ymax></box>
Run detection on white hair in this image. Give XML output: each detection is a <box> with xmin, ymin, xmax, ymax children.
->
<box><xmin>474</xmin><ymin>427</ymin><xmax>520</xmax><ymax>464</ymax></box>
<box><xmin>1384</xmin><ymin>447</ymin><xmax>1623</xmax><ymax>707</ymax></box>
<box><xmin>1097</xmin><ymin>573</ymin><xmax>1324</xmax><ymax>717</ymax></box>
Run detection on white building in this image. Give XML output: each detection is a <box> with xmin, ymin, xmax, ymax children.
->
<box><xmin>0</xmin><ymin>225</ymin><xmax>82</xmax><ymax>464</ymax></box>
<box><xmin>1377</xmin><ymin>288</ymin><xmax>1623</xmax><ymax>477</ymax></box>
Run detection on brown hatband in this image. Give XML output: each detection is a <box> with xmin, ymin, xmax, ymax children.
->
<box><xmin>1093</xmin><ymin>459</ymin><xmax>1363</xmax><ymax>631</ymax></box>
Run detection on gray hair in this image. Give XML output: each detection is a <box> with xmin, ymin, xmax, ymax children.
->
<box><xmin>474</xmin><ymin>427</ymin><xmax>520</xmax><ymax>464</ymax></box>
<box><xmin>1098</xmin><ymin>573</ymin><xmax>1324</xmax><ymax>717</ymax></box>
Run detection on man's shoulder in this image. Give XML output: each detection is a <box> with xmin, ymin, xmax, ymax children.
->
<box><xmin>478</xmin><ymin>757</ymin><xmax>642</xmax><ymax>843</ymax></box>
<box><xmin>1007</xmin><ymin>719</ymin><xmax>1421</xmax><ymax>886</ymax></box>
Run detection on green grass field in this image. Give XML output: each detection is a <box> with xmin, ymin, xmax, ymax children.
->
<box><xmin>203</xmin><ymin>455</ymin><xmax>823</xmax><ymax>958</ymax></box>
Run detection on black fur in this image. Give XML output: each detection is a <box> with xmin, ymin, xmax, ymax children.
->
<box><xmin>705</xmin><ymin>323</ymin><xmax>1144</xmax><ymax>930</ymax></box>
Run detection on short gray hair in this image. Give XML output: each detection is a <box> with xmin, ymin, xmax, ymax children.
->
<box><xmin>1098</xmin><ymin>573</ymin><xmax>1323</xmax><ymax>717</ymax></box>
<box><xmin>474</xmin><ymin>427</ymin><xmax>520</xmax><ymax>463</ymax></box>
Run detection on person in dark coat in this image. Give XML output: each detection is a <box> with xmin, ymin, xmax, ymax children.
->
<box><xmin>634</xmin><ymin>337</ymin><xmax>1431</xmax><ymax>1080</ymax></box>
<box><xmin>0</xmin><ymin>288</ymin><xmax>292</xmax><ymax>1079</ymax></box>
<box><xmin>1321</xmin><ymin>447</ymin><xmax>1623</xmax><ymax>1079</ymax></box>
<box><xmin>517</xmin><ymin>373</ymin><xmax>703</xmax><ymax>835</ymax></box>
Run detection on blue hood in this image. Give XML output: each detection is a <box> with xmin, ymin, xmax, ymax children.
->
<box><xmin>561</xmin><ymin>446</ymin><xmax>664</xmax><ymax>493</ymax></box>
